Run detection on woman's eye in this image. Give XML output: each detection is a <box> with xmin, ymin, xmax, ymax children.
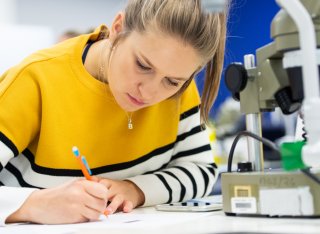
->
<box><xmin>166</xmin><ymin>78</ymin><xmax>179</xmax><ymax>87</ymax></box>
<box><xmin>136</xmin><ymin>60</ymin><xmax>151</xmax><ymax>71</ymax></box>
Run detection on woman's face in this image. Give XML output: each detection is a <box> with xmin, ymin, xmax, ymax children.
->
<box><xmin>107</xmin><ymin>17</ymin><xmax>202</xmax><ymax>112</ymax></box>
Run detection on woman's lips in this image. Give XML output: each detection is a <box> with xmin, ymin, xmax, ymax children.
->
<box><xmin>127</xmin><ymin>93</ymin><xmax>146</xmax><ymax>106</ymax></box>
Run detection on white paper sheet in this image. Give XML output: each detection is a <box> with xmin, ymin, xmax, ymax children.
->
<box><xmin>1</xmin><ymin>207</ymin><xmax>214</xmax><ymax>234</ymax></box>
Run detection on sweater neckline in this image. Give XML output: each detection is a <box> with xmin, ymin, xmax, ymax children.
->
<box><xmin>70</xmin><ymin>25</ymin><xmax>113</xmax><ymax>98</ymax></box>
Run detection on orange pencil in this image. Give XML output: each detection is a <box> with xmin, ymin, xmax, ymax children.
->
<box><xmin>72</xmin><ymin>146</ymin><xmax>110</xmax><ymax>216</ymax></box>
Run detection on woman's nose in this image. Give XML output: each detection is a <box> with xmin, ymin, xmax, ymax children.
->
<box><xmin>138</xmin><ymin>76</ymin><xmax>160</xmax><ymax>100</ymax></box>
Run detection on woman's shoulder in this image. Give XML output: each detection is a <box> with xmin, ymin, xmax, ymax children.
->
<box><xmin>15</xmin><ymin>25</ymin><xmax>107</xmax><ymax>74</ymax></box>
<box><xmin>4</xmin><ymin>33</ymin><xmax>91</xmax><ymax>79</ymax></box>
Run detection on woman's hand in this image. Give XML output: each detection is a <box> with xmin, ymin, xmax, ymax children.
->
<box><xmin>6</xmin><ymin>179</ymin><xmax>108</xmax><ymax>224</ymax></box>
<box><xmin>96</xmin><ymin>178</ymin><xmax>145</xmax><ymax>214</ymax></box>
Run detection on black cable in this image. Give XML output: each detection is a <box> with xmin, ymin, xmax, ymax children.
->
<box><xmin>227</xmin><ymin>131</ymin><xmax>280</xmax><ymax>172</ymax></box>
<box><xmin>301</xmin><ymin>168</ymin><xmax>320</xmax><ymax>185</ymax></box>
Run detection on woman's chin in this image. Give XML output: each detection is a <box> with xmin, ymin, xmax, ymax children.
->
<box><xmin>117</xmin><ymin>102</ymin><xmax>142</xmax><ymax>112</ymax></box>
<box><xmin>123</xmin><ymin>106</ymin><xmax>144</xmax><ymax>112</ymax></box>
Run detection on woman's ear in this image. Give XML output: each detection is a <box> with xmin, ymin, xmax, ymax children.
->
<box><xmin>109</xmin><ymin>12</ymin><xmax>125</xmax><ymax>41</ymax></box>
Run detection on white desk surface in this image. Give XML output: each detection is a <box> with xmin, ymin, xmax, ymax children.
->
<box><xmin>2</xmin><ymin>206</ymin><xmax>319</xmax><ymax>234</ymax></box>
<box><xmin>79</xmin><ymin>208</ymin><xmax>320</xmax><ymax>234</ymax></box>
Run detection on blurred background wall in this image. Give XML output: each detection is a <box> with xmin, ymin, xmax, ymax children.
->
<box><xmin>0</xmin><ymin>0</ymin><xmax>126</xmax><ymax>74</ymax></box>
<box><xmin>1</xmin><ymin>0</ymin><xmax>127</xmax><ymax>37</ymax></box>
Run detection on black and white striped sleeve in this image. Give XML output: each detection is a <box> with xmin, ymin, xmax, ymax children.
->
<box><xmin>0</xmin><ymin>133</ymin><xmax>39</xmax><ymax>226</ymax></box>
<box><xmin>129</xmin><ymin>106</ymin><xmax>218</xmax><ymax>206</ymax></box>
<box><xmin>0</xmin><ymin>132</ymin><xmax>19</xmax><ymax>174</ymax></box>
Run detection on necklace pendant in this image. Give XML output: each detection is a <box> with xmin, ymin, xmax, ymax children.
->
<box><xmin>128</xmin><ymin>120</ymin><xmax>133</xmax><ymax>130</ymax></box>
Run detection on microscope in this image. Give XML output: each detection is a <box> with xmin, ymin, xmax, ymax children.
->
<box><xmin>221</xmin><ymin>0</ymin><xmax>320</xmax><ymax>217</ymax></box>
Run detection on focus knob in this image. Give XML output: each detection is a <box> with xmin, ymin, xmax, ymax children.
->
<box><xmin>225</xmin><ymin>63</ymin><xmax>248</xmax><ymax>101</ymax></box>
<box><xmin>275</xmin><ymin>87</ymin><xmax>301</xmax><ymax>115</ymax></box>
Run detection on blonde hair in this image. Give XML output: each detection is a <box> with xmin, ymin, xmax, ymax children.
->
<box><xmin>114</xmin><ymin>0</ymin><xmax>227</xmax><ymax>125</ymax></box>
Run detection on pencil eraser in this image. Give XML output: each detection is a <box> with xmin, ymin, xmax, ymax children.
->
<box><xmin>72</xmin><ymin>146</ymin><xmax>79</xmax><ymax>156</ymax></box>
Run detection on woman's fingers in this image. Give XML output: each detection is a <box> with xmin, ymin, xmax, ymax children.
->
<box><xmin>93</xmin><ymin>177</ymin><xmax>142</xmax><ymax>214</ymax></box>
<box><xmin>98</xmin><ymin>178</ymin><xmax>112</xmax><ymax>189</ymax></box>
<box><xmin>122</xmin><ymin>200</ymin><xmax>134</xmax><ymax>213</ymax></box>
<box><xmin>82</xmin><ymin>192</ymin><xmax>108</xmax><ymax>214</ymax></box>
<box><xmin>106</xmin><ymin>194</ymin><xmax>125</xmax><ymax>214</ymax></box>
<box><xmin>82</xmin><ymin>180</ymin><xmax>108</xmax><ymax>200</ymax></box>
<box><xmin>81</xmin><ymin>205</ymin><xmax>103</xmax><ymax>221</ymax></box>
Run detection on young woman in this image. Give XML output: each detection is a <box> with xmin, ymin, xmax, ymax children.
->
<box><xmin>0</xmin><ymin>0</ymin><xmax>227</xmax><ymax>225</ymax></box>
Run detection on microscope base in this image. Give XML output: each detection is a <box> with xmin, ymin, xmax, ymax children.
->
<box><xmin>221</xmin><ymin>170</ymin><xmax>320</xmax><ymax>217</ymax></box>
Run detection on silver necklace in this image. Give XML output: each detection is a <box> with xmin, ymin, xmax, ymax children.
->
<box><xmin>97</xmin><ymin>40</ymin><xmax>108</xmax><ymax>84</ymax></box>
<box><xmin>127</xmin><ymin>112</ymin><xmax>133</xmax><ymax>129</ymax></box>
<box><xmin>98</xmin><ymin>40</ymin><xmax>133</xmax><ymax>130</ymax></box>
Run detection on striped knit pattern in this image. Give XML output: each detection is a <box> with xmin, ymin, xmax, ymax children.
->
<box><xmin>0</xmin><ymin>106</ymin><xmax>217</xmax><ymax>205</ymax></box>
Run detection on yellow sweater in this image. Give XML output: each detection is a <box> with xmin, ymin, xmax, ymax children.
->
<box><xmin>0</xmin><ymin>26</ymin><xmax>217</xmax><ymax>208</ymax></box>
